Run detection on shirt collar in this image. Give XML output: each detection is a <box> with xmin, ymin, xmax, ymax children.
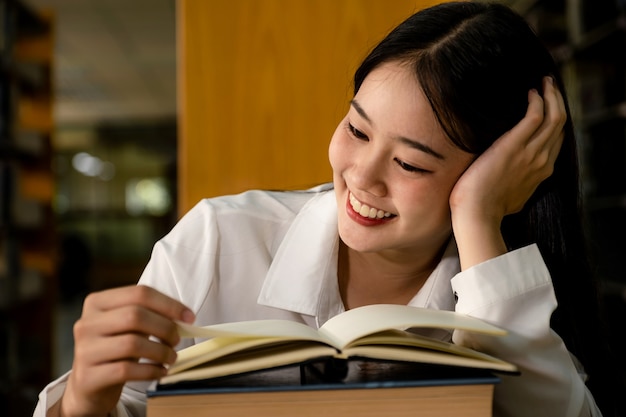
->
<box><xmin>257</xmin><ymin>187</ymin><xmax>341</xmax><ymax>318</ymax></box>
<box><xmin>407</xmin><ymin>238</ymin><xmax>460</xmax><ymax>311</ymax></box>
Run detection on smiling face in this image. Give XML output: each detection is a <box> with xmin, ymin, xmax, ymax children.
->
<box><xmin>329</xmin><ymin>61</ymin><xmax>474</xmax><ymax>260</ymax></box>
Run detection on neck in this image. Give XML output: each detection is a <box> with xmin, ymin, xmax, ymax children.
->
<box><xmin>337</xmin><ymin>240</ymin><xmax>448</xmax><ymax>310</ymax></box>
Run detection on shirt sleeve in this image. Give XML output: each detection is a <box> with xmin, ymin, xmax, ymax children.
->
<box><xmin>451</xmin><ymin>244</ymin><xmax>602</xmax><ymax>417</ymax></box>
<box><xmin>32</xmin><ymin>372</ymin><xmax>150</xmax><ymax>417</ymax></box>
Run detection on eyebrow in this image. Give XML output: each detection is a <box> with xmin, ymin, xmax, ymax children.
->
<box><xmin>350</xmin><ymin>99</ymin><xmax>445</xmax><ymax>160</ymax></box>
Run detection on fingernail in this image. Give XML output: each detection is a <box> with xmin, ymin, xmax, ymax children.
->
<box><xmin>546</xmin><ymin>76</ymin><xmax>554</xmax><ymax>84</ymax></box>
<box><xmin>181</xmin><ymin>309</ymin><xmax>195</xmax><ymax>323</ymax></box>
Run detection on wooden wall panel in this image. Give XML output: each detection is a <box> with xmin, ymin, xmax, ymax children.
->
<box><xmin>177</xmin><ymin>0</ymin><xmax>446</xmax><ymax>214</ymax></box>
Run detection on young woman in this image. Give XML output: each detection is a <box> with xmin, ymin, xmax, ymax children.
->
<box><xmin>36</xmin><ymin>2</ymin><xmax>621</xmax><ymax>416</ymax></box>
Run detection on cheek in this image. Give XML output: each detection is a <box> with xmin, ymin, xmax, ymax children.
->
<box><xmin>401</xmin><ymin>181</ymin><xmax>453</xmax><ymax>220</ymax></box>
<box><xmin>406</xmin><ymin>190</ymin><xmax>454</xmax><ymax>237</ymax></box>
<box><xmin>430</xmin><ymin>177</ymin><xmax>459</xmax><ymax>212</ymax></box>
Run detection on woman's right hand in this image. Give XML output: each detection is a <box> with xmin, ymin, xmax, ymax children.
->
<box><xmin>52</xmin><ymin>285</ymin><xmax>195</xmax><ymax>417</ymax></box>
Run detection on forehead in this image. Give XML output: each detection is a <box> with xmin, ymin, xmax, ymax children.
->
<box><xmin>354</xmin><ymin>62</ymin><xmax>446</xmax><ymax>143</ymax></box>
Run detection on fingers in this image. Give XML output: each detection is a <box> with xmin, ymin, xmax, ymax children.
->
<box><xmin>543</xmin><ymin>76</ymin><xmax>566</xmax><ymax>128</ymax></box>
<box><xmin>540</xmin><ymin>76</ymin><xmax>566</xmax><ymax>162</ymax></box>
<box><xmin>79</xmin><ymin>285</ymin><xmax>195</xmax><ymax>350</ymax></box>
<box><xmin>528</xmin><ymin>77</ymin><xmax>566</xmax><ymax>140</ymax></box>
<box><xmin>62</xmin><ymin>285</ymin><xmax>194</xmax><ymax>416</ymax></box>
<box><xmin>500</xmin><ymin>77</ymin><xmax>564</xmax><ymax>183</ymax></box>
<box><xmin>488</xmin><ymin>88</ymin><xmax>544</xmax><ymax>156</ymax></box>
<box><xmin>75</xmin><ymin>332</ymin><xmax>177</xmax><ymax>369</ymax></box>
<box><xmin>75</xmin><ymin>304</ymin><xmax>182</xmax><ymax>349</ymax></box>
<box><xmin>75</xmin><ymin>285</ymin><xmax>195</xmax><ymax>358</ymax></box>
<box><xmin>515</xmin><ymin>77</ymin><xmax>566</xmax><ymax>141</ymax></box>
<box><xmin>74</xmin><ymin>360</ymin><xmax>168</xmax><ymax>388</ymax></box>
<box><xmin>82</xmin><ymin>285</ymin><xmax>195</xmax><ymax>324</ymax></box>
<box><xmin>525</xmin><ymin>77</ymin><xmax>566</xmax><ymax>181</ymax></box>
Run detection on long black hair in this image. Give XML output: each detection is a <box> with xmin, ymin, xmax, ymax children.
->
<box><xmin>354</xmin><ymin>2</ymin><xmax>622</xmax><ymax>415</ymax></box>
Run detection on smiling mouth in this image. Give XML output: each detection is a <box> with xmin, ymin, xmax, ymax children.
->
<box><xmin>349</xmin><ymin>192</ymin><xmax>395</xmax><ymax>219</ymax></box>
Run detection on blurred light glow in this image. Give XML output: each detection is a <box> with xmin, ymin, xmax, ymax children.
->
<box><xmin>71</xmin><ymin>152</ymin><xmax>115</xmax><ymax>180</ymax></box>
<box><xmin>125</xmin><ymin>177</ymin><xmax>171</xmax><ymax>216</ymax></box>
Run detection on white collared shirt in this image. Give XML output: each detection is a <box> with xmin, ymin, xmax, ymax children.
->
<box><xmin>34</xmin><ymin>184</ymin><xmax>600</xmax><ymax>417</ymax></box>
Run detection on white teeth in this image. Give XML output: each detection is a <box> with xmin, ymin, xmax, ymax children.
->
<box><xmin>349</xmin><ymin>192</ymin><xmax>392</xmax><ymax>219</ymax></box>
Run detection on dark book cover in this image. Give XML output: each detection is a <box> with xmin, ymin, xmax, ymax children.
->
<box><xmin>148</xmin><ymin>358</ymin><xmax>500</xmax><ymax>398</ymax></box>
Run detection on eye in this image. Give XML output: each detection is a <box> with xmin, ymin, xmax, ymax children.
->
<box><xmin>393</xmin><ymin>157</ymin><xmax>429</xmax><ymax>173</ymax></box>
<box><xmin>348</xmin><ymin>123</ymin><xmax>368</xmax><ymax>140</ymax></box>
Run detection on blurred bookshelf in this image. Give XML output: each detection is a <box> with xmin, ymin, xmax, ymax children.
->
<box><xmin>0</xmin><ymin>0</ymin><xmax>56</xmax><ymax>414</ymax></box>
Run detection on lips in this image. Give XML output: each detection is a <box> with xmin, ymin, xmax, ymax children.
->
<box><xmin>348</xmin><ymin>192</ymin><xmax>394</xmax><ymax>219</ymax></box>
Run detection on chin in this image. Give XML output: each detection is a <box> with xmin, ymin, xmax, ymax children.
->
<box><xmin>338</xmin><ymin>223</ymin><xmax>387</xmax><ymax>253</ymax></box>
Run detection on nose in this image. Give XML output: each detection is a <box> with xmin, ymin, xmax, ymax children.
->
<box><xmin>349</xmin><ymin>149</ymin><xmax>388</xmax><ymax>198</ymax></box>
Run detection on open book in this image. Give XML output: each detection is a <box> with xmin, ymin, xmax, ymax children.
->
<box><xmin>160</xmin><ymin>304</ymin><xmax>517</xmax><ymax>385</ymax></box>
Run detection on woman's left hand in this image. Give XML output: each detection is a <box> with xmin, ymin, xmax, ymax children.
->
<box><xmin>450</xmin><ymin>76</ymin><xmax>566</xmax><ymax>269</ymax></box>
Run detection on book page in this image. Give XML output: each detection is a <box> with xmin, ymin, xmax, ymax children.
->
<box><xmin>177</xmin><ymin>319</ymin><xmax>335</xmax><ymax>345</ymax></box>
<box><xmin>342</xmin><ymin>330</ymin><xmax>517</xmax><ymax>372</ymax></box>
<box><xmin>343</xmin><ymin>345</ymin><xmax>516</xmax><ymax>372</ymax></box>
<box><xmin>162</xmin><ymin>343</ymin><xmax>338</xmax><ymax>385</ymax></box>
<box><xmin>177</xmin><ymin>305</ymin><xmax>506</xmax><ymax>350</ymax></box>
<box><xmin>318</xmin><ymin>304</ymin><xmax>507</xmax><ymax>349</ymax></box>
<box><xmin>168</xmin><ymin>336</ymin><xmax>336</xmax><ymax>375</ymax></box>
